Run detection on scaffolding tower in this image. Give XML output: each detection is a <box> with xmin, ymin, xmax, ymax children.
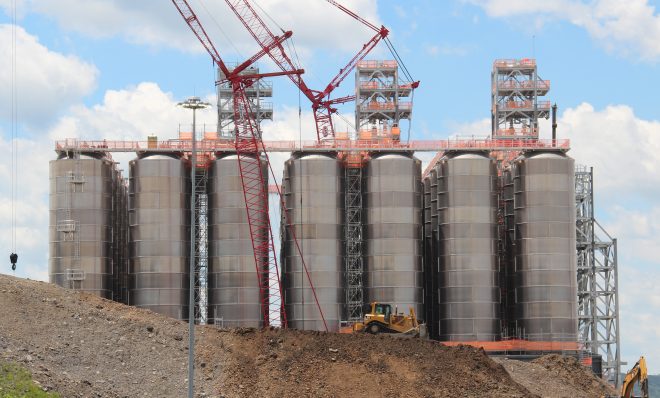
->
<box><xmin>491</xmin><ymin>59</ymin><xmax>551</xmax><ymax>139</ymax></box>
<box><xmin>217</xmin><ymin>65</ymin><xmax>273</xmax><ymax>138</ymax></box>
<box><xmin>344</xmin><ymin>162</ymin><xmax>364</xmax><ymax>322</ymax></box>
<box><xmin>575</xmin><ymin>166</ymin><xmax>621</xmax><ymax>386</ymax></box>
<box><xmin>355</xmin><ymin>60</ymin><xmax>413</xmax><ymax>139</ymax></box>
<box><xmin>194</xmin><ymin>166</ymin><xmax>209</xmax><ymax>324</ymax></box>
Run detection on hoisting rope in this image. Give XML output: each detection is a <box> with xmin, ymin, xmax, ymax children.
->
<box><xmin>9</xmin><ymin>0</ymin><xmax>19</xmax><ymax>271</ymax></box>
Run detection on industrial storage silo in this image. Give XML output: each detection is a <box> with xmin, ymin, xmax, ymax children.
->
<box><xmin>128</xmin><ymin>154</ymin><xmax>191</xmax><ymax>320</ymax></box>
<box><xmin>364</xmin><ymin>153</ymin><xmax>423</xmax><ymax>317</ymax></box>
<box><xmin>207</xmin><ymin>154</ymin><xmax>268</xmax><ymax>328</ymax></box>
<box><xmin>510</xmin><ymin>151</ymin><xmax>577</xmax><ymax>341</ymax></box>
<box><xmin>49</xmin><ymin>153</ymin><xmax>115</xmax><ymax>298</ymax></box>
<box><xmin>436</xmin><ymin>151</ymin><xmax>500</xmax><ymax>341</ymax></box>
<box><xmin>282</xmin><ymin>153</ymin><xmax>344</xmax><ymax>332</ymax></box>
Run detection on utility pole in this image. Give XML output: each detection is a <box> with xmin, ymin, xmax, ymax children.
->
<box><xmin>177</xmin><ymin>96</ymin><xmax>210</xmax><ymax>398</ymax></box>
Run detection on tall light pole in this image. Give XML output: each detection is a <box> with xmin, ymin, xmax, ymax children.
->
<box><xmin>177</xmin><ymin>96</ymin><xmax>210</xmax><ymax>398</ymax></box>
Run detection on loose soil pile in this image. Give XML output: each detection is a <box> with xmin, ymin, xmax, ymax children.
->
<box><xmin>0</xmin><ymin>274</ymin><xmax>612</xmax><ymax>397</ymax></box>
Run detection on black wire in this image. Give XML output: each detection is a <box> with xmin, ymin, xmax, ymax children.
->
<box><xmin>384</xmin><ymin>37</ymin><xmax>414</xmax><ymax>82</ymax></box>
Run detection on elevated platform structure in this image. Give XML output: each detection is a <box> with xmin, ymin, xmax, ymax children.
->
<box><xmin>492</xmin><ymin>59</ymin><xmax>551</xmax><ymax>139</ymax></box>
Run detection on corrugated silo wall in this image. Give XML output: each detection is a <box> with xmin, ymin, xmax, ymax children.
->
<box><xmin>507</xmin><ymin>151</ymin><xmax>577</xmax><ymax>342</ymax></box>
<box><xmin>436</xmin><ymin>152</ymin><xmax>500</xmax><ymax>341</ymax></box>
<box><xmin>49</xmin><ymin>154</ymin><xmax>115</xmax><ymax>299</ymax></box>
<box><xmin>282</xmin><ymin>153</ymin><xmax>345</xmax><ymax>332</ymax></box>
<box><xmin>128</xmin><ymin>154</ymin><xmax>191</xmax><ymax>320</ymax></box>
<box><xmin>364</xmin><ymin>154</ymin><xmax>423</xmax><ymax>318</ymax></box>
<box><xmin>207</xmin><ymin>154</ymin><xmax>268</xmax><ymax>328</ymax></box>
<box><xmin>422</xmin><ymin>150</ymin><xmax>577</xmax><ymax>343</ymax></box>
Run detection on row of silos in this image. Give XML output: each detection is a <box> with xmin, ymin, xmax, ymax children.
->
<box><xmin>49</xmin><ymin>152</ymin><xmax>268</xmax><ymax>323</ymax></box>
<box><xmin>279</xmin><ymin>153</ymin><xmax>423</xmax><ymax>332</ymax></box>
<box><xmin>423</xmin><ymin>150</ymin><xmax>577</xmax><ymax>342</ymax></box>
<box><xmin>49</xmin><ymin>149</ymin><xmax>577</xmax><ymax>343</ymax></box>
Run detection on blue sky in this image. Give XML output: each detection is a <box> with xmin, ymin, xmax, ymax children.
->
<box><xmin>0</xmin><ymin>0</ymin><xmax>659</xmax><ymax>375</ymax></box>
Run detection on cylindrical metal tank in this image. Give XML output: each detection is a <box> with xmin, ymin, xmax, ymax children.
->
<box><xmin>128</xmin><ymin>154</ymin><xmax>191</xmax><ymax>320</ymax></box>
<box><xmin>511</xmin><ymin>151</ymin><xmax>577</xmax><ymax>341</ymax></box>
<box><xmin>207</xmin><ymin>154</ymin><xmax>268</xmax><ymax>328</ymax></box>
<box><xmin>49</xmin><ymin>153</ymin><xmax>114</xmax><ymax>298</ymax></box>
<box><xmin>282</xmin><ymin>153</ymin><xmax>344</xmax><ymax>332</ymax></box>
<box><xmin>364</xmin><ymin>153</ymin><xmax>423</xmax><ymax>317</ymax></box>
<box><xmin>436</xmin><ymin>151</ymin><xmax>500</xmax><ymax>341</ymax></box>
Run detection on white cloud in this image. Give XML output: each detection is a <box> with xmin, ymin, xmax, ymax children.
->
<box><xmin>0</xmin><ymin>24</ymin><xmax>98</xmax><ymax>127</ymax></box>
<box><xmin>465</xmin><ymin>0</ymin><xmax>660</xmax><ymax>60</ymax></box>
<box><xmin>10</xmin><ymin>0</ymin><xmax>381</xmax><ymax>56</ymax></box>
<box><xmin>559</xmin><ymin>103</ymin><xmax>660</xmax><ymax>201</ymax></box>
<box><xmin>48</xmin><ymin>82</ymin><xmax>217</xmax><ymax>142</ymax></box>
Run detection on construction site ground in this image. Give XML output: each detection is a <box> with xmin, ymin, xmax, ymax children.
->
<box><xmin>0</xmin><ymin>274</ymin><xmax>617</xmax><ymax>397</ymax></box>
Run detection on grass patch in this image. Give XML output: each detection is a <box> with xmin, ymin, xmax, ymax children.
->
<box><xmin>0</xmin><ymin>361</ymin><xmax>59</xmax><ymax>397</ymax></box>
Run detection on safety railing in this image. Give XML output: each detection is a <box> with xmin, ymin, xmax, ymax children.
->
<box><xmin>493</xmin><ymin>58</ymin><xmax>536</xmax><ymax>68</ymax></box>
<box><xmin>55</xmin><ymin>138</ymin><xmax>570</xmax><ymax>153</ymax></box>
<box><xmin>358</xmin><ymin>82</ymin><xmax>415</xmax><ymax>90</ymax></box>
<box><xmin>358</xmin><ymin>102</ymin><xmax>413</xmax><ymax>111</ymax></box>
<box><xmin>499</xmin><ymin>100</ymin><xmax>551</xmax><ymax>110</ymax></box>
<box><xmin>495</xmin><ymin>80</ymin><xmax>550</xmax><ymax>91</ymax></box>
<box><xmin>357</xmin><ymin>60</ymin><xmax>398</xmax><ymax>69</ymax></box>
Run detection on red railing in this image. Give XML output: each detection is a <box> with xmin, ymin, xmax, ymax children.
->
<box><xmin>495</xmin><ymin>80</ymin><xmax>550</xmax><ymax>91</ymax></box>
<box><xmin>56</xmin><ymin>138</ymin><xmax>570</xmax><ymax>153</ymax></box>
<box><xmin>493</xmin><ymin>58</ymin><xmax>536</xmax><ymax>68</ymax></box>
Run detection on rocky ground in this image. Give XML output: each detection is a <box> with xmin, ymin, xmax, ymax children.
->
<box><xmin>0</xmin><ymin>274</ymin><xmax>616</xmax><ymax>397</ymax></box>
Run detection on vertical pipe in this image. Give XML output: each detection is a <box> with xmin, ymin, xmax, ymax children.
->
<box><xmin>188</xmin><ymin>108</ymin><xmax>197</xmax><ymax>398</ymax></box>
<box><xmin>552</xmin><ymin>103</ymin><xmax>558</xmax><ymax>142</ymax></box>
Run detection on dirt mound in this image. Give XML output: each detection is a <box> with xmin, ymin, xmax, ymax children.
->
<box><xmin>197</xmin><ymin>328</ymin><xmax>533</xmax><ymax>398</ymax></box>
<box><xmin>0</xmin><ymin>273</ymin><xmax>608</xmax><ymax>397</ymax></box>
<box><xmin>495</xmin><ymin>355</ymin><xmax>617</xmax><ymax>398</ymax></box>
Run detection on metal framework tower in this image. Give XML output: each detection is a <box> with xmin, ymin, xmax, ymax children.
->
<box><xmin>344</xmin><ymin>162</ymin><xmax>364</xmax><ymax>322</ymax></box>
<box><xmin>194</xmin><ymin>166</ymin><xmax>209</xmax><ymax>324</ymax></box>
<box><xmin>491</xmin><ymin>59</ymin><xmax>551</xmax><ymax>139</ymax></box>
<box><xmin>575</xmin><ymin>166</ymin><xmax>621</xmax><ymax>386</ymax></box>
<box><xmin>217</xmin><ymin>65</ymin><xmax>273</xmax><ymax>138</ymax></box>
<box><xmin>355</xmin><ymin>60</ymin><xmax>413</xmax><ymax>138</ymax></box>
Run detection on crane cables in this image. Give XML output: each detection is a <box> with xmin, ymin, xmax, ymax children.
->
<box><xmin>9</xmin><ymin>0</ymin><xmax>19</xmax><ymax>271</ymax></box>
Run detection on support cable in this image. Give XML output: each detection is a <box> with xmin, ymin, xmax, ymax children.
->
<box><xmin>10</xmin><ymin>0</ymin><xmax>19</xmax><ymax>271</ymax></box>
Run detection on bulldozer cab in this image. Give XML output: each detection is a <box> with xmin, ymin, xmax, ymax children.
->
<box><xmin>373</xmin><ymin>303</ymin><xmax>392</xmax><ymax>319</ymax></box>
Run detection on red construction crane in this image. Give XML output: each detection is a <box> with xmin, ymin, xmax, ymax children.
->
<box><xmin>223</xmin><ymin>0</ymin><xmax>390</xmax><ymax>141</ymax></box>
<box><xmin>171</xmin><ymin>0</ymin><xmax>327</xmax><ymax>330</ymax></box>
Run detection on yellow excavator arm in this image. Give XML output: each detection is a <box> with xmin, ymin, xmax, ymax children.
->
<box><xmin>621</xmin><ymin>356</ymin><xmax>648</xmax><ymax>398</ymax></box>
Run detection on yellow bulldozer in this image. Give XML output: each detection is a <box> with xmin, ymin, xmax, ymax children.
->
<box><xmin>350</xmin><ymin>302</ymin><xmax>425</xmax><ymax>337</ymax></box>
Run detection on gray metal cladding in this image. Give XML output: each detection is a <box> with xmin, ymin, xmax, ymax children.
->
<box><xmin>436</xmin><ymin>152</ymin><xmax>500</xmax><ymax>341</ymax></box>
<box><xmin>282</xmin><ymin>153</ymin><xmax>344</xmax><ymax>332</ymax></box>
<box><xmin>364</xmin><ymin>154</ymin><xmax>423</xmax><ymax>316</ymax></box>
<box><xmin>128</xmin><ymin>154</ymin><xmax>191</xmax><ymax>320</ymax></box>
<box><xmin>511</xmin><ymin>151</ymin><xmax>577</xmax><ymax>341</ymax></box>
<box><xmin>207</xmin><ymin>154</ymin><xmax>267</xmax><ymax>328</ymax></box>
<box><xmin>49</xmin><ymin>154</ymin><xmax>115</xmax><ymax>298</ymax></box>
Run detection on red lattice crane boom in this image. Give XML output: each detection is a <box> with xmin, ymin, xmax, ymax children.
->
<box><xmin>171</xmin><ymin>0</ymin><xmax>328</xmax><ymax>330</ymax></box>
<box><xmin>223</xmin><ymin>0</ymin><xmax>388</xmax><ymax>141</ymax></box>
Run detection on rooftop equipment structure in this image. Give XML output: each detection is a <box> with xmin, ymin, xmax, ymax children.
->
<box><xmin>217</xmin><ymin>64</ymin><xmax>273</xmax><ymax>139</ymax></box>
<box><xmin>491</xmin><ymin>59</ymin><xmax>550</xmax><ymax>139</ymax></box>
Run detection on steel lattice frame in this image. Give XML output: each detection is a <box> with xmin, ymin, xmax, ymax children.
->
<box><xmin>575</xmin><ymin>166</ymin><xmax>621</xmax><ymax>386</ymax></box>
<box><xmin>345</xmin><ymin>166</ymin><xmax>364</xmax><ymax>322</ymax></box>
<box><xmin>491</xmin><ymin>59</ymin><xmax>550</xmax><ymax>138</ymax></box>
<box><xmin>194</xmin><ymin>167</ymin><xmax>209</xmax><ymax>324</ymax></box>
